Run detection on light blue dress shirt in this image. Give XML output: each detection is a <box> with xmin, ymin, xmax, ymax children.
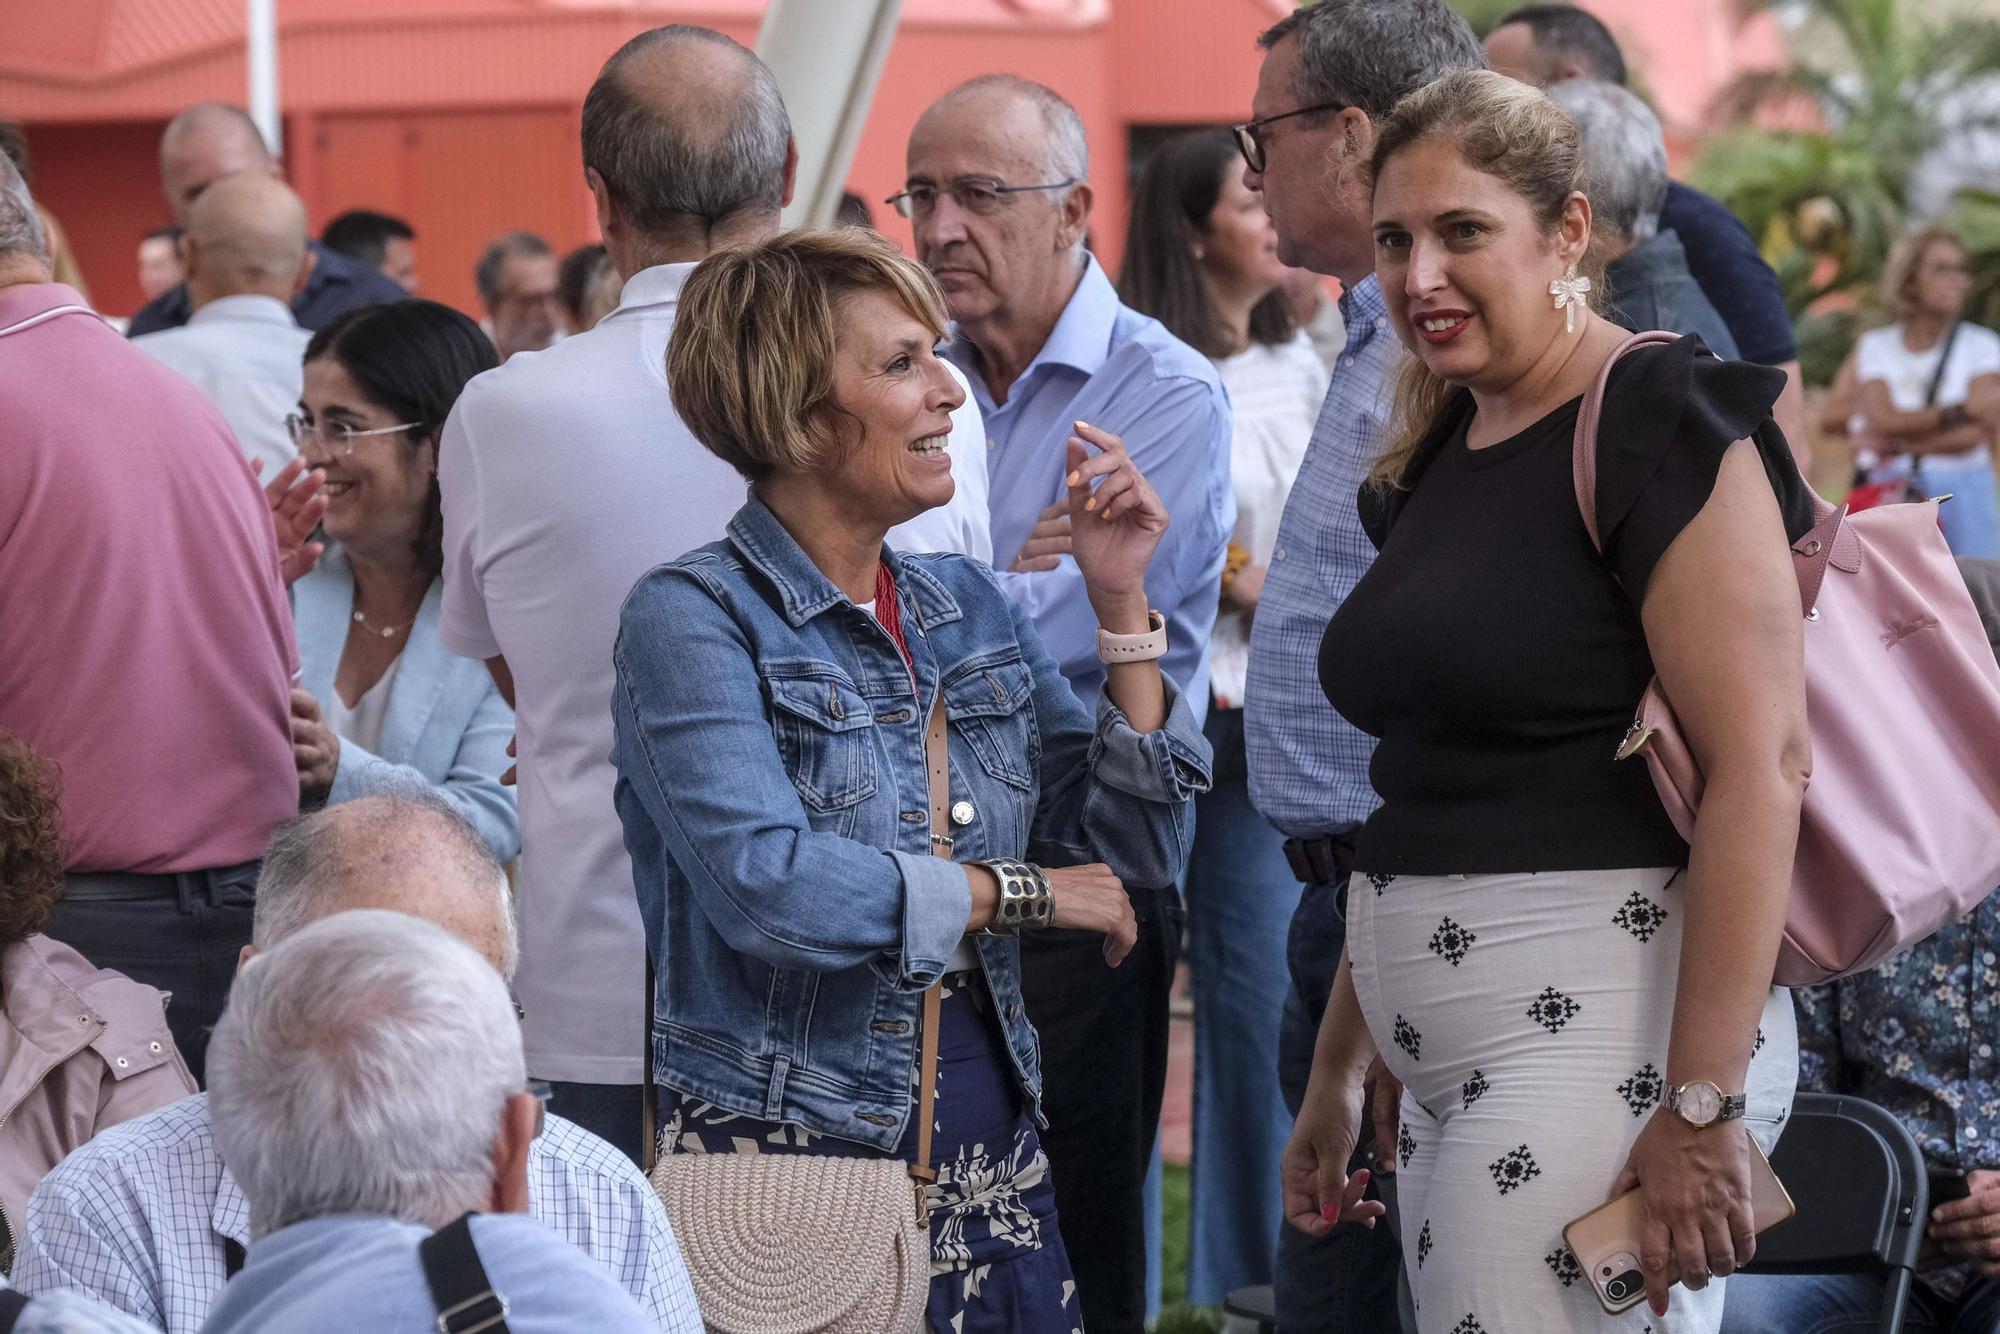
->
<box><xmin>944</xmin><ymin>255</ymin><xmax>1233</xmax><ymax>719</ymax></box>
<box><xmin>1243</xmin><ymin>276</ymin><xmax>1401</xmax><ymax>837</ymax></box>
<box><xmin>198</xmin><ymin>1212</ymin><xmax>654</xmax><ymax>1333</ymax></box>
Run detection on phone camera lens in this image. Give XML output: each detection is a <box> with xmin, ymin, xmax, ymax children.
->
<box><xmin>1604</xmin><ymin>1270</ymin><xmax>1642</xmax><ymax>1302</ymax></box>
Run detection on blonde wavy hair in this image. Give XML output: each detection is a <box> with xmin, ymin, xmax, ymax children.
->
<box><xmin>1367</xmin><ymin>69</ymin><xmax>1598</xmax><ymax>489</ymax></box>
<box><xmin>1880</xmin><ymin>224</ymin><xmax>1966</xmax><ymax>323</ymax></box>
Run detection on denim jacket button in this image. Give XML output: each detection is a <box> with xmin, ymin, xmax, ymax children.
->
<box><xmin>870</xmin><ymin>1019</ymin><xmax>910</xmax><ymax>1034</ymax></box>
<box><xmin>950</xmin><ymin>801</ymin><xmax>975</xmax><ymax>826</ymax></box>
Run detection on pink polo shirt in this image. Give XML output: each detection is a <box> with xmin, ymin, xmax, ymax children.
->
<box><xmin>0</xmin><ymin>284</ymin><xmax>298</xmax><ymax>873</ymax></box>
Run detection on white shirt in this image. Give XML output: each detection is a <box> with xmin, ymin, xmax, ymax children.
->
<box><xmin>438</xmin><ymin>263</ymin><xmax>987</xmax><ymax>1083</ymax></box>
<box><xmin>1210</xmin><ymin>334</ymin><xmax>1328</xmax><ymax>709</ymax></box>
<box><xmin>323</xmin><ymin>651</ymin><xmax>401</xmax><ymax>755</ymax></box>
<box><xmin>131</xmin><ymin>294</ymin><xmax>309</xmax><ymax>478</ymax></box>
<box><xmin>9</xmin><ymin>1093</ymin><xmax>700</xmax><ymax>1333</ymax></box>
<box><xmin>1854</xmin><ymin>321</ymin><xmax>2000</xmax><ymax>468</ymax></box>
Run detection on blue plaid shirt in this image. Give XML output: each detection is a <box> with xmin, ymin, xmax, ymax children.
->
<box><xmin>1244</xmin><ymin>276</ymin><xmax>1400</xmax><ymax>838</ymax></box>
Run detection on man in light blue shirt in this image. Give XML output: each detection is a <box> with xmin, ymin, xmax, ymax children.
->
<box><xmin>199</xmin><ymin>913</ymin><xmax>656</xmax><ymax>1333</ymax></box>
<box><xmin>903</xmin><ymin>75</ymin><xmax>1231</xmax><ymax>1334</ymax></box>
<box><xmin>1238</xmin><ymin>5</ymin><xmax>1484</xmax><ymax>1332</ymax></box>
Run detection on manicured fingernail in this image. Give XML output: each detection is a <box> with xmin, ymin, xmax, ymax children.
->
<box><xmin>1066</xmin><ymin>470</ymin><xmax>1080</xmax><ymax>486</ymax></box>
<box><xmin>1652</xmin><ymin>1301</ymin><xmax>1667</xmax><ymax>1316</ymax></box>
<box><xmin>1074</xmin><ymin>419</ymin><xmax>1088</xmax><ymax>432</ymax></box>
<box><xmin>1320</xmin><ymin>1202</ymin><xmax>1339</xmax><ymax>1222</ymax></box>
<box><xmin>1084</xmin><ymin>496</ymin><xmax>1096</xmax><ymax>511</ymax></box>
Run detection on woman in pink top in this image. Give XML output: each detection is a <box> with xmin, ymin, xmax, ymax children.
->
<box><xmin>0</xmin><ymin>730</ymin><xmax>195</xmax><ymax>1272</ymax></box>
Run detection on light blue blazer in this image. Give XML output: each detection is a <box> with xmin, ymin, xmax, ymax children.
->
<box><xmin>294</xmin><ymin>549</ymin><xmax>520</xmax><ymax>859</ymax></box>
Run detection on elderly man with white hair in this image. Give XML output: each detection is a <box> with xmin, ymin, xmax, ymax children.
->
<box><xmin>8</xmin><ymin>796</ymin><xmax>699</xmax><ymax>1333</ymax></box>
<box><xmin>1547</xmin><ymin>78</ymin><xmax>1741</xmax><ymax>357</ymax></box>
<box><xmin>198</xmin><ymin>909</ymin><xmax>653</xmax><ymax>1331</ymax></box>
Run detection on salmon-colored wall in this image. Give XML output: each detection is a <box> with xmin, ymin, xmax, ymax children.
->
<box><xmin>9</xmin><ymin>0</ymin><xmax>1786</xmax><ymax>320</ymax></box>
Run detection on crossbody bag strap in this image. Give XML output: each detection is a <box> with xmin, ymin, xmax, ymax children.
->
<box><xmin>418</xmin><ymin>1213</ymin><xmax>512</xmax><ymax>1334</ymax></box>
<box><xmin>1914</xmin><ymin>321</ymin><xmax>1964</xmax><ymax>483</ymax></box>
<box><xmin>906</xmin><ymin>696</ymin><xmax>950</xmax><ymax>1222</ymax></box>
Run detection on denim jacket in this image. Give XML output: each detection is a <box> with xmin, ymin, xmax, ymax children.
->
<box><xmin>610</xmin><ymin>498</ymin><xmax>1211</xmax><ymax>1152</ymax></box>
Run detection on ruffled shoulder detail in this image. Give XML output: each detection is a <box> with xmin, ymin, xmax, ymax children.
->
<box><xmin>1594</xmin><ymin>335</ymin><xmax>1813</xmax><ymax>596</ymax></box>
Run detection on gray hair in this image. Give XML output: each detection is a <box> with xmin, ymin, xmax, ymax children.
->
<box><xmin>582</xmin><ymin>25</ymin><xmax>792</xmax><ymax>239</ymax></box>
<box><xmin>931</xmin><ymin>75</ymin><xmax>1090</xmax><ymax>184</ymax></box>
<box><xmin>473</xmin><ymin>231</ymin><xmax>553</xmax><ymax>305</ymax></box>
<box><xmin>255</xmin><ymin>794</ymin><xmax>517</xmax><ymax>979</ymax></box>
<box><xmin>208</xmin><ymin>910</ymin><xmax>526</xmax><ymax>1238</ymax></box>
<box><xmin>1258</xmin><ymin>0</ymin><xmax>1486</xmax><ymax>119</ymax></box>
<box><xmin>0</xmin><ymin>152</ymin><xmax>47</xmax><ymax>261</ymax></box>
<box><xmin>1548</xmin><ymin>79</ymin><xmax>1667</xmax><ymax>240</ymax></box>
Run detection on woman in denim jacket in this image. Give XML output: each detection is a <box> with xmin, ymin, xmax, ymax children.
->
<box><xmin>610</xmin><ymin>229</ymin><xmax>1211</xmax><ymax>1332</ymax></box>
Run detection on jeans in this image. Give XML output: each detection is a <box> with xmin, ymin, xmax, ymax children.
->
<box><xmin>1185</xmin><ymin>708</ymin><xmax>1303</xmax><ymax>1304</ymax></box>
<box><xmin>1723</xmin><ymin>1271</ymin><xmax>2000</xmax><ymax>1334</ymax></box>
<box><xmin>1272</xmin><ymin>871</ymin><xmax>1408</xmax><ymax>1334</ymax></box>
<box><xmin>44</xmin><ymin>862</ymin><xmax>260</xmax><ymax>1085</ymax></box>
<box><xmin>1020</xmin><ymin>882</ymin><xmax>1182</xmax><ymax>1334</ymax></box>
<box><xmin>1868</xmin><ymin>453</ymin><xmax>2000</xmax><ymax>559</ymax></box>
<box><xmin>545</xmin><ymin>1081</ymin><xmax>647</xmax><ymax>1166</ymax></box>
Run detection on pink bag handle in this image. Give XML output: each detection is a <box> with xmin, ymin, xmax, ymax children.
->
<box><xmin>1569</xmin><ymin>330</ymin><xmax>1850</xmax><ymax>619</ymax></box>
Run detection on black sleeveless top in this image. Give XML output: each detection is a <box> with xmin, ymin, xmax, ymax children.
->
<box><xmin>1318</xmin><ymin>337</ymin><xmax>1816</xmax><ymax>875</ymax></box>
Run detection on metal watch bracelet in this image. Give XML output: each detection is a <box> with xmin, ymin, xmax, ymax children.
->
<box><xmin>976</xmin><ymin>859</ymin><xmax>1054</xmax><ymax>933</ymax></box>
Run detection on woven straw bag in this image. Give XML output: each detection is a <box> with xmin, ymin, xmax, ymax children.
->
<box><xmin>647</xmin><ymin>697</ymin><xmax>955</xmax><ymax>1333</ymax></box>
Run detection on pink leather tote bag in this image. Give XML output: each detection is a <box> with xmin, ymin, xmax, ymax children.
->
<box><xmin>1576</xmin><ymin>332</ymin><xmax>2000</xmax><ymax>985</ymax></box>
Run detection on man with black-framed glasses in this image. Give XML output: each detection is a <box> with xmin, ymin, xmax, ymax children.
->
<box><xmin>902</xmin><ymin>73</ymin><xmax>1234</xmax><ymax>1334</ymax></box>
<box><xmin>1237</xmin><ymin>6</ymin><xmax>1483</xmax><ymax>1334</ymax></box>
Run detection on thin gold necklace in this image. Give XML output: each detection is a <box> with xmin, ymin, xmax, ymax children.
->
<box><xmin>351</xmin><ymin>606</ymin><xmax>416</xmax><ymax>638</ymax></box>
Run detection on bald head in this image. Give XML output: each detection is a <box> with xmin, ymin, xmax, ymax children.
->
<box><xmin>581</xmin><ymin>24</ymin><xmax>792</xmax><ymax>265</ymax></box>
<box><xmin>916</xmin><ymin>76</ymin><xmax>1089</xmax><ymax>188</ymax></box>
<box><xmin>253</xmin><ymin>796</ymin><xmax>516</xmax><ymax>978</ymax></box>
<box><xmin>160</xmin><ymin>103</ymin><xmax>276</xmax><ymax>226</ymax></box>
<box><xmin>183</xmin><ymin>171</ymin><xmax>309</xmax><ymax>308</ymax></box>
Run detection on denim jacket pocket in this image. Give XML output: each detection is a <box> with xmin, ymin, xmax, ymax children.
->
<box><xmin>942</xmin><ymin>653</ymin><xmax>1038</xmax><ymax>790</ymax></box>
<box><xmin>766</xmin><ymin>665</ymin><xmax>877</xmax><ymax>814</ymax></box>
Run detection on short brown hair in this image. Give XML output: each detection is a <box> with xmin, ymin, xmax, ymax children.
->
<box><xmin>667</xmin><ymin>228</ymin><xmax>951</xmax><ymax>483</ymax></box>
<box><xmin>1881</xmin><ymin>225</ymin><xmax>1964</xmax><ymax>321</ymax></box>
<box><xmin>0</xmin><ymin>728</ymin><xmax>66</xmax><ymax>946</ymax></box>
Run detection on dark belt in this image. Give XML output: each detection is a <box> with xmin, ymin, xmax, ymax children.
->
<box><xmin>1282</xmin><ymin>834</ymin><xmax>1356</xmax><ymax>886</ymax></box>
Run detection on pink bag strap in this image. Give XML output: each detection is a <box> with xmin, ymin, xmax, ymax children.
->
<box><xmin>1569</xmin><ymin>329</ymin><xmax>1852</xmax><ymax>619</ymax></box>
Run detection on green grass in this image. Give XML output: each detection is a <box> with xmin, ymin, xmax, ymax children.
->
<box><xmin>1153</xmin><ymin>1161</ymin><xmax>1224</xmax><ymax>1333</ymax></box>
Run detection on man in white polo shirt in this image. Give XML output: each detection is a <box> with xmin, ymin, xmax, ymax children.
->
<box><xmin>438</xmin><ymin>23</ymin><xmax>987</xmax><ymax>1161</ymax></box>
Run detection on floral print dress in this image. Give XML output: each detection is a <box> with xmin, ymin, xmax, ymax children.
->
<box><xmin>658</xmin><ymin>970</ymin><xmax>1082</xmax><ymax>1334</ymax></box>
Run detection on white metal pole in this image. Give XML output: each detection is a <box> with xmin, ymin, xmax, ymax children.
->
<box><xmin>758</xmin><ymin>0</ymin><xmax>903</xmax><ymax>229</ymax></box>
<box><xmin>247</xmin><ymin>0</ymin><xmax>282</xmax><ymax>158</ymax></box>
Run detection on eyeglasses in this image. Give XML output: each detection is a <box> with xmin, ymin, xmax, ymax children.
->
<box><xmin>526</xmin><ymin>1078</ymin><xmax>553</xmax><ymax>1140</ymax></box>
<box><xmin>1231</xmin><ymin>100</ymin><xmax>1352</xmax><ymax>173</ymax></box>
<box><xmin>884</xmin><ymin>177</ymin><xmax>1078</xmax><ymax>220</ymax></box>
<box><xmin>284</xmin><ymin>414</ymin><xmax>425</xmax><ymax>456</ymax></box>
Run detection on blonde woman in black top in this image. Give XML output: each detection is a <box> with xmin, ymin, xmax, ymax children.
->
<box><xmin>1284</xmin><ymin>69</ymin><xmax>1814</xmax><ymax>1331</ymax></box>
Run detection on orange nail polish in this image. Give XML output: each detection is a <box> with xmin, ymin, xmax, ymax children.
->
<box><xmin>1066</xmin><ymin>470</ymin><xmax>1080</xmax><ymax>486</ymax></box>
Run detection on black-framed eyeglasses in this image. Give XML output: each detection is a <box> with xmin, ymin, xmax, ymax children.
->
<box><xmin>884</xmin><ymin>177</ymin><xmax>1078</xmax><ymax>220</ymax></box>
<box><xmin>1231</xmin><ymin>100</ymin><xmax>1351</xmax><ymax>173</ymax></box>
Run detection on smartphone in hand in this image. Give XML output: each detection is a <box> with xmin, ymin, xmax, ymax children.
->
<box><xmin>1561</xmin><ymin>1138</ymin><xmax>1796</xmax><ymax>1316</ymax></box>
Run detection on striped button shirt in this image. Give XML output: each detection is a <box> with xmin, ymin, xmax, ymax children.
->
<box><xmin>9</xmin><ymin>1094</ymin><xmax>700</xmax><ymax>1333</ymax></box>
<box><xmin>1243</xmin><ymin>276</ymin><xmax>1401</xmax><ymax>837</ymax></box>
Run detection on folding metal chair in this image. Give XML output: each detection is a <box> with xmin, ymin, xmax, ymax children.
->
<box><xmin>1741</xmin><ymin>1091</ymin><xmax>1930</xmax><ymax>1334</ymax></box>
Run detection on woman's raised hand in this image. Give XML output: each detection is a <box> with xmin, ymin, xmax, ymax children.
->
<box><xmin>1042</xmin><ymin>862</ymin><xmax>1139</xmax><ymax>967</ymax></box>
<box><xmin>1065</xmin><ymin>422</ymin><xmax>1168</xmax><ymax>607</ymax></box>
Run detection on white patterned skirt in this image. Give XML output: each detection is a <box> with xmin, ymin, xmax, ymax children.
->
<box><xmin>1347</xmin><ymin>866</ymin><xmax>1798</xmax><ymax>1334</ymax></box>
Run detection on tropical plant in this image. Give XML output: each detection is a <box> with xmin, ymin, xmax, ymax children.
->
<box><xmin>1693</xmin><ymin>0</ymin><xmax>2000</xmax><ymax>381</ymax></box>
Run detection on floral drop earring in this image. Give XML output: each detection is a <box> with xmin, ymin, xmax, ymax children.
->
<box><xmin>1549</xmin><ymin>265</ymin><xmax>1591</xmax><ymax>334</ymax></box>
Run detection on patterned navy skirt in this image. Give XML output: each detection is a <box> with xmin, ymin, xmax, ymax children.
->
<box><xmin>658</xmin><ymin>970</ymin><xmax>1082</xmax><ymax>1334</ymax></box>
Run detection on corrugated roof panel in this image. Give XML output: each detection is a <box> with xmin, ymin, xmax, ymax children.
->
<box><xmin>0</xmin><ymin>0</ymin><xmax>114</xmax><ymax>68</ymax></box>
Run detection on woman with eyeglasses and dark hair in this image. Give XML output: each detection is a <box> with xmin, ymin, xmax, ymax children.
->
<box><xmin>1117</xmin><ymin>126</ymin><xmax>1329</xmax><ymax>1304</ymax></box>
<box><xmin>282</xmin><ymin>300</ymin><xmax>519</xmax><ymax>859</ymax></box>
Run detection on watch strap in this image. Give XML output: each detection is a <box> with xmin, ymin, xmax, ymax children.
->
<box><xmin>1095</xmin><ymin>610</ymin><xmax>1168</xmax><ymax>664</ymax></box>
